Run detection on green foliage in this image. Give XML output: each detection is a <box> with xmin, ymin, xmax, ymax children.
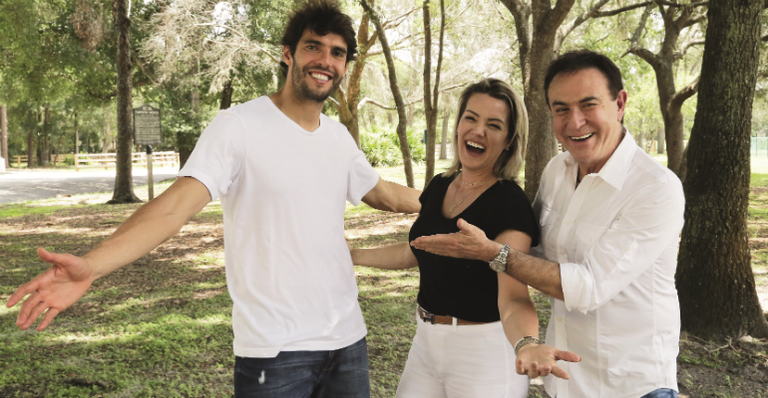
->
<box><xmin>407</xmin><ymin>128</ymin><xmax>426</xmax><ymax>164</ymax></box>
<box><xmin>360</xmin><ymin>126</ymin><xmax>426</xmax><ymax>167</ymax></box>
<box><xmin>360</xmin><ymin>126</ymin><xmax>400</xmax><ymax>167</ymax></box>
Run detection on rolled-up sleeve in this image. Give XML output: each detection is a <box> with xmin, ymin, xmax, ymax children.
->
<box><xmin>561</xmin><ymin>181</ymin><xmax>685</xmax><ymax>313</ymax></box>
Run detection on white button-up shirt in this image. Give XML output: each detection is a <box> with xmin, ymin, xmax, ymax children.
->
<box><xmin>532</xmin><ymin>132</ymin><xmax>685</xmax><ymax>398</ymax></box>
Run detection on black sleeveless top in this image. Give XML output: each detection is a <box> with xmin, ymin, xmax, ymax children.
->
<box><xmin>408</xmin><ymin>173</ymin><xmax>539</xmax><ymax>322</ymax></box>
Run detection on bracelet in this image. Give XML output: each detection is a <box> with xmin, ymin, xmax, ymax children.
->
<box><xmin>513</xmin><ymin>336</ymin><xmax>542</xmax><ymax>356</ymax></box>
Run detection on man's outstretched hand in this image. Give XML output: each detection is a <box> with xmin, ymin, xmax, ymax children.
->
<box><xmin>516</xmin><ymin>343</ymin><xmax>581</xmax><ymax>379</ymax></box>
<box><xmin>409</xmin><ymin>218</ymin><xmax>499</xmax><ymax>261</ymax></box>
<box><xmin>5</xmin><ymin>248</ymin><xmax>95</xmax><ymax>331</ymax></box>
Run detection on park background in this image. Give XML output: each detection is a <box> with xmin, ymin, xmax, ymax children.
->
<box><xmin>1</xmin><ymin>0</ymin><xmax>768</xmax><ymax>396</ymax></box>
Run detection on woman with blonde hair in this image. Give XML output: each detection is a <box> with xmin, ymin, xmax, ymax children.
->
<box><xmin>352</xmin><ymin>78</ymin><xmax>540</xmax><ymax>397</ymax></box>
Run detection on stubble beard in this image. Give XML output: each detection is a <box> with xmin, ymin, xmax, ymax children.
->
<box><xmin>291</xmin><ymin>63</ymin><xmax>342</xmax><ymax>103</ymax></box>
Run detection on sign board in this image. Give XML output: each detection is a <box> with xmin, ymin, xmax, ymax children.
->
<box><xmin>133</xmin><ymin>104</ymin><xmax>162</xmax><ymax>145</ymax></box>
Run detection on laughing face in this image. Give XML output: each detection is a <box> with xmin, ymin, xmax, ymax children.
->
<box><xmin>548</xmin><ymin>68</ymin><xmax>627</xmax><ymax>177</ymax></box>
<box><xmin>284</xmin><ymin>29</ymin><xmax>348</xmax><ymax>103</ymax></box>
<box><xmin>456</xmin><ymin>93</ymin><xmax>511</xmax><ymax>175</ymax></box>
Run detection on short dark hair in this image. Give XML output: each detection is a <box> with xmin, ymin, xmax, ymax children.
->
<box><xmin>280</xmin><ymin>0</ymin><xmax>358</xmax><ymax>77</ymax></box>
<box><xmin>446</xmin><ymin>78</ymin><xmax>529</xmax><ymax>183</ymax></box>
<box><xmin>544</xmin><ymin>50</ymin><xmax>624</xmax><ymax>106</ymax></box>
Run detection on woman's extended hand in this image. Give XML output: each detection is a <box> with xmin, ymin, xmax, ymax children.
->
<box><xmin>515</xmin><ymin>343</ymin><xmax>581</xmax><ymax>379</ymax></box>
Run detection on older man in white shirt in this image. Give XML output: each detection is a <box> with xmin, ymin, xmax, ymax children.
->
<box><xmin>411</xmin><ymin>50</ymin><xmax>685</xmax><ymax>398</ymax></box>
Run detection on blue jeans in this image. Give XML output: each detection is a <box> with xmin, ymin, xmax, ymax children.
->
<box><xmin>554</xmin><ymin>389</ymin><xmax>677</xmax><ymax>398</ymax></box>
<box><xmin>234</xmin><ymin>337</ymin><xmax>370</xmax><ymax>398</ymax></box>
<box><xmin>641</xmin><ymin>389</ymin><xmax>678</xmax><ymax>398</ymax></box>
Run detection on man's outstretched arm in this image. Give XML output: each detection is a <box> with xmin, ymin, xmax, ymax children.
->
<box><xmin>6</xmin><ymin>177</ymin><xmax>212</xmax><ymax>331</ymax></box>
<box><xmin>410</xmin><ymin>218</ymin><xmax>564</xmax><ymax>300</ymax></box>
<box><xmin>361</xmin><ymin>178</ymin><xmax>421</xmax><ymax>214</ymax></box>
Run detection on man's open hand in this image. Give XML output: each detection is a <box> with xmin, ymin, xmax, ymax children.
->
<box><xmin>5</xmin><ymin>248</ymin><xmax>95</xmax><ymax>331</ymax></box>
<box><xmin>410</xmin><ymin>218</ymin><xmax>498</xmax><ymax>261</ymax></box>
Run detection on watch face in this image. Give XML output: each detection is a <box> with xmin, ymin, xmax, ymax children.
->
<box><xmin>490</xmin><ymin>260</ymin><xmax>506</xmax><ymax>273</ymax></box>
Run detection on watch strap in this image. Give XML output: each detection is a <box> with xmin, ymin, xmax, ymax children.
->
<box><xmin>514</xmin><ymin>336</ymin><xmax>542</xmax><ymax>356</ymax></box>
<box><xmin>489</xmin><ymin>244</ymin><xmax>510</xmax><ymax>273</ymax></box>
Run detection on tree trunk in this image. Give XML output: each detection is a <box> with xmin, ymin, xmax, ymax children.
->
<box><xmin>501</xmin><ymin>0</ymin><xmax>574</xmax><ymax>200</ymax></box>
<box><xmin>336</xmin><ymin>11</ymin><xmax>377</xmax><ymax>149</ymax></box>
<box><xmin>104</xmin><ymin>109</ymin><xmax>112</xmax><ymax>153</ymax></box>
<box><xmin>655</xmin><ymin>64</ymin><xmax>683</xmax><ymax>172</ymax></box>
<box><xmin>359</xmin><ymin>0</ymin><xmax>415</xmax><ymax>188</ymax></box>
<box><xmin>108</xmin><ymin>0</ymin><xmax>141</xmax><ymax>204</ymax></box>
<box><xmin>440</xmin><ymin>106</ymin><xmax>451</xmax><ymax>160</ymax></box>
<box><xmin>74</xmin><ymin>110</ymin><xmax>79</xmax><ymax>156</ymax></box>
<box><xmin>423</xmin><ymin>0</ymin><xmax>435</xmax><ymax>185</ymax></box>
<box><xmin>677</xmin><ymin>0</ymin><xmax>768</xmax><ymax>339</ymax></box>
<box><xmin>642</xmin><ymin>58</ymin><xmax>691</xmax><ymax>176</ymax></box>
<box><xmin>27</xmin><ymin>128</ymin><xmax>35</xmax><ymax>168</ymax></box>
<box><xmin>657</xmin><ymin>126</ymin><xmax>665</xmax><ymax>154</ymax></box>
<box><xmin>1</xmin><ymin>104</ymin><xmax>8</xmax><ymax>169</ymax></box>
<box><xmin>523</xmin><ymin>42</ymin><xmax>560</xmax><ymax>200</ymax></box>
<box><xmin>177</xmin><ymin>130</ymin><xmax>195</xmax><ymax>168</ymax></box>
<box><xmin>177</xmin><ymin>89</ymin><xmax>201</xmax><ymax>169</ymax></box>
<box><xmin>628</xmin><ymin>3</ymin><xmax>702</xmax><ymax>178</ymax></box>
<box><xmin>39</xmin><ymin>105</ymin><xmax>50</xmax><ymax>167</ymax></box>
<box><xmin>422</xmin><ymin>0</ymin><xmax>445</xmax><ymax>187</ymax></box>
<box><xmin>220</xmin><ymin>79</ymin><xmax>233</xmax><ymax>110</ymax></box>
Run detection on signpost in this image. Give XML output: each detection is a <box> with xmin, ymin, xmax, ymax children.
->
<box><xmin>133</xmin><ymin>105</ymin><xmax>162</xmax><ymax>200</ymax></box>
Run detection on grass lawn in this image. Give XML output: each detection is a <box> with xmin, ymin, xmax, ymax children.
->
<box><xmin>1</xmin><ymin>157</ymin><xmax>767</xmax><ymax>397</ymax></box>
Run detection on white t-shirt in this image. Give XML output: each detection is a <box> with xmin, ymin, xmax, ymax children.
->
<box><xmin>178</xmin><ymin>96</ymin><xmax>380</xmax><ymax>358</ymax></box>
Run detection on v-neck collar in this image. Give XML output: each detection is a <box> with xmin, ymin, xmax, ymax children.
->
<box><xmin>441</xmin><ymin>173</ymin><xmax>500</xmax><ymax>220</ymax></box>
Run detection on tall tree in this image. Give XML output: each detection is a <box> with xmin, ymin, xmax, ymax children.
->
<box><xmin>28</xmin><ymin>109</ymin><xmax>40</xmax><ymax>168</ymax></box>
<box><xmin>332</xmin><ymin>5</ymin><xmax>418</xmax><ymax>148</ymax></box>
<box><xmin>1</xmin><ymin>105</ymin><xmax>8</xmax><ymax>169</ymax></box>
<box><xmin>335</xmin><ymin>10</ymin><xmax>377</xmax><ymax>148</ymax></box>
<box><xmin>422</xmin><ymin>0</ymin><xmax>445</xmax><ymax>186</ymax></box>
<box><xmin>140</xmin><ymin>0</ymin><xmax>284</xmax><ymax>167</ymax></box>
<box><xmin>676</xmin><ymin>0</ymin><xmax>768</xmax><ymax>339</ymax></box>
<box><xmin>40</xmin><ymin>104</ymin><xmax>51</xmax><ymax>167</ymax></box>
<box><xmin>439</xmin><ymin>104</ymin><xmax>451</xmax><ymax>160</ymax></box>
<box><xmin>360</xmin><ymin>0</ymin><xmax>415</xmax><ymax>188</ymax></box>
<box><xmin>108</xmin><ymin>0</ymin><xmax>141</xmax><ymax>204</ymax></box>
<box><xmin>628</xmin><ymin>1</ymin><xmax>705</xmax><ymax>178</ymax></box>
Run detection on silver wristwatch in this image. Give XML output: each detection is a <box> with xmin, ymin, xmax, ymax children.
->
<box><xmin>489</xmin><ymin>244</ymin><xmax>510</xmax><ymax>273</ymax></box>
<box><xmin>514</xmin><ymin>335</ymin><xmax>542</xmax><ymax>355</ymax></box>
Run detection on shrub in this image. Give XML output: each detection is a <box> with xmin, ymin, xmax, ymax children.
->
<box><xmin>406</xmin><ymin>129</ymin><xmax>426</xmax><ymax>164</ymax></box>
<box><xmin>361</xmin><ymin>126</ymin><xmax>427</xmax><ymax>167</ymax></box>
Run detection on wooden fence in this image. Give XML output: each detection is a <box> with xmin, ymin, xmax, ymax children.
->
<box><xmin>74</xmin><ymin>152</ymin><xmax>179</xmax><ymax>171</ymax></box>
<box><xmin>11</xmin><ymin>152</ymin><xmax>180</xmax><ymax>171</ymax></box>
<box><xmin>12</xmin><ymin>154</ymin><xmax>67</xmax><ymax>168</ymax></box>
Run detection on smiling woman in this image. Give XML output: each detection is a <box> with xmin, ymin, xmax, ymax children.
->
<box><xmin>351</xmin><ymin>78</ymin><xmax>543</xmax><ymax>398</ymax></box>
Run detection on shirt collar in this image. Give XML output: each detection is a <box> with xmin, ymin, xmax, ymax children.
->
<box><xmin>562</xmin><ymin>128</ymin><xmax>636</xmax><ymax>190</ymax></box>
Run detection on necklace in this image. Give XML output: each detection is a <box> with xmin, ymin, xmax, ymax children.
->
<box><xmin>461</xmin><ymin>175</ymin><xmax>484</xmax><ymax>186</ymax></box>
<box><xmin>449</xmin><ymin>174</ymin><xmax>487</xmax><ymax>215</ymax></box>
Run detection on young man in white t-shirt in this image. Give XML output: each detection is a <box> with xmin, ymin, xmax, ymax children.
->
<box><xmin>6</xmin><ymin>1</ymin><xmax>420</xmax><ymax>397</ymax></box>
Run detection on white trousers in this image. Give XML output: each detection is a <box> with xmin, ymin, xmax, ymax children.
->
<box><xmin>395</xmin><ymin>314</ymin><xmax>529</xmax><ymax>398</ymax></box>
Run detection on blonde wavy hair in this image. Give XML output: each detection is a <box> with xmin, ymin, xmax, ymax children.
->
<box><xmin>446</xmin><ymin>78</ymin><xmax>529</xmax><ymax>183</ymax></box>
